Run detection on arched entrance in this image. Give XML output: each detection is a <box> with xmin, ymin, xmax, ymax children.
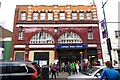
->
<box><xmin>56</xmin><ymin>31</ymin><xmax>87</xmax><ymax>71</ymax></box>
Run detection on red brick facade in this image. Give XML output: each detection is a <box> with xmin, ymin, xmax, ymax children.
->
<box><xmin>11</xmin><ymin>4</ymin><xmax>102</xmax><ymax>65</ymax></box>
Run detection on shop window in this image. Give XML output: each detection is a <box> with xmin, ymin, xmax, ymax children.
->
<box><xmin>15</xmin><ymin>52</ymin><xmax>24</xmax><ymax>61</ymax></box>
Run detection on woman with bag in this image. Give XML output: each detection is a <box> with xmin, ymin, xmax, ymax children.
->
<box><xmin>51</xmin><ymin>63</ymin><xmax>57</xmax><ymax>79</ymax></box>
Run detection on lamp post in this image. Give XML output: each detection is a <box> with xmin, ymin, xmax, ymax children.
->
<box><xmin>80</xmin><ymin>51</ymin><xmax>83</xmax><ymax>71</ymax></box>
<box><xmin>102</xmin><ymin>0</ymin><xmax>112</xmax><ymax>62</ymax></box>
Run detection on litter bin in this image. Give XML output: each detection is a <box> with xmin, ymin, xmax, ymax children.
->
<box><xmin>41</xmin><ymin>65</ymin><xmax>49</xmax><ymax>80</ymax></box>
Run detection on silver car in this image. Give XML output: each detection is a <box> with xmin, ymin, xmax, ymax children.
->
<box><xmin>67</xmin><ymin>66</ymin><xmax>120</xmax><ymax>80</ymax></box>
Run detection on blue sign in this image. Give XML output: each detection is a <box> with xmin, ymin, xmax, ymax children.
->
<box><xmin>56</xmin><ymin>44</ymin><xmax>88</xmax><ymax>49</ymax></box>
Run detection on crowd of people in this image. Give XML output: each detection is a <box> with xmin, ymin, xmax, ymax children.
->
<box><xmin>49</xmin><ymin>60</ymin><xmax>119</xmax><ymax>79</ymax></box>
<box><xmin>49</xmin><ymin>60</ymin><xmax>101</xmax><ymax>79</ymax></box>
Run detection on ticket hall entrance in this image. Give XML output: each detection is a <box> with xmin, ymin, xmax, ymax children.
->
<box><xmin>57</xmin><ymin>49</ymin><xmax>84</xmax><ymax>71</ymax></box>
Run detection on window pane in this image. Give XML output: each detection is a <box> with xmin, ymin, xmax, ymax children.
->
<box><xmin>26</xmin><ymin>66</ymin><xmax>34</xmax><ymax>73</ymax></box>
<box><xmin>60</xmin><ymin>13</ymin><xmax>65</xmax><ymax>20</ymax></box>
<box><xmin>33</xmin><ymin>12</ymin><xmax>38</xmax><ymax>20</ymax></box>
<box><xmin>88</xmin><ymin>31</ymin><xmax>93</xmax><ymax>39</ymax></box>
<box><xmin>11</xmin><ymin>66</ymin><xmax>27</xmax><ymax>73</ymax></box>
<box><xmin>86</xmin><ymin>12</ymin><xmax>92</xmax><ymax>20</ymax></box>
<box><xmin>15</xmin><ymin>52</ymin><xmax>24</xmax><ymax>60</ymax></box>
<box><xmin>72</xmin><ymin>13</ymin><xmax>77</xmax><ymax>20</ymax></box>
<box><xmin>115</xmin><ymin>31</ymin><xmax>120</xmax><ymax>38</ymax></box>
<box><xmin>40</xmin><ymin>13</ymin><xmax>46</xmax><ymax>20</ymax></box>
<box><xmin>79</xmin><ymin>12</ymin><xmax>84</xmax><ymax>20</ymax></box>
<box><xmin>58</xmin><ymin>32</ymin><xmax>82</xmax><ymax>43</ymax></box>
<box><xmin>48</xmin><ymin>13</ymin><xmax>53</xmax><ymax>20</ymax></box>
<box><xmin>2</xmin><ymin>66</ymin><xmax>10</xmax><ymax>73</ymax></box>
<box><xmin>29</xmin><ymin>32</ymin><xmax>55</xmax><ymax>44</ymax></box>
<box><xmin>21</xmin><ymin>12</ymin><xmax>26</xmax><ymax>20</ymax></box>
<box><xmin>18</xmin><ymin>32</ymin><xmax>24</xmax><ymax>40</ymax></box>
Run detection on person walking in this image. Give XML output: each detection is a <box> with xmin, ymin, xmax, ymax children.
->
<box><xmin>51</xmin><ymin>63</ymin><xmax>57</xmax><ymax>79</ymax></box>
<box><xmin>66</xmin><ymin>62</ymin><xmax>71</xmax><ymax>76</ymax></box>
<box><xmin>83</xmin><ymin>60</ymin><xmax>87</xmax><ymax>72</ymax></box>
<box><xmin>100</xmin><ymin>61</ymin><xmax>120</xmax><ymax>80</ymax></box>
<box><xmin>70</xmin><ymin>62</ymin><xmax>75</xmax><ymax>74</ymax></box>
<box><xmin>49</xmin><ymin>63</ymin><xmax>52</xmax><ymax>75</ymax></box>
<box><xmin>62</xmin><ymin>62</ymin><xmax>65</xmax><ymax>72</ymax></box>
<box><xmin>75</xmin><ymin>61</ymin><xmax>80</xmax><ymax>74</ymax></box>
<box><xmin>56</xmin><ymin>63</ymin><xmax>59</xmax><ymax>76</ymax></box>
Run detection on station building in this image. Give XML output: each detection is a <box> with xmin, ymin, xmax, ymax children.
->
<box><xmin>11</xmin><ymin>4</ymin><xmax>102</xmax><ymax>66</ymax></box>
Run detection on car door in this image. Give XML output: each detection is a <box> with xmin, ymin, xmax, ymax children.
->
<box><xmin>1</xmin><ymin>64</ymin><xmax>11</xmax><ymax>80</ymax></box>
<box><xmin>93</xmin><ymin>69</ymin><xmax>103</xmax><ymax>80</ymax></box>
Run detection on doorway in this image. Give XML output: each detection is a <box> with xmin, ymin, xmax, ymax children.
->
<box><xmin>34</xmin><ymin>52</ymin><xmax>49</xmax><ymax>67</ymax></box>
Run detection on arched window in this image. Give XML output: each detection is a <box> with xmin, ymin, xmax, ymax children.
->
<box><xmin>58</xmin><ymin>32</ymin><xmax>82</xmax><ymax>43</ymax></box>
<box><xmin>29</xmin><ymin>32</ymin><xmax>54</xmax><ymax>44</ymax></box>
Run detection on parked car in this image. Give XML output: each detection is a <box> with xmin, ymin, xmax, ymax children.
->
<box><xmin>67</xmin><ymin>66</ymin><xmax>120</xmax><ymax>80</ymax></box>
<box><xmin>0</xmin><ymin>61</ymin><xmax>38</xmax><ymax>80</ymax></box>
<box><xmin>31</xmin><ymin>62</ymin><xmax>42</xmax><ymax>78</ymax></box>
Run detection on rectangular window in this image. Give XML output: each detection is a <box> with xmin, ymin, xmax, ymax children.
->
<box><xmin>60</xmin><ymin>12</ymin><xmax>65</xmax><ymax>20</ymax></box>
<box><xmin>18</xmin><ymin>32</ymin><xmax>24</xmax><ymax>40</ymax></box>
<box><xmin>33</xmin><ymin>12</ymin><xmax>38</xmax><ymax>20</ymax></box>
<box><xmin>115</xmin><ymin>31</ymin><xmax>120</xmax><ymax>38</ymax></box>
<box><xmin>20</xmin><ymin>12</ymin><xmax>26</xmax><ymax>20</ymax></box>
<box><xmin>79</xmin><ymin>12</ymin><xmax>84</xmax><ymax>20</ymax></box>
<box><xmin>15</xmin><ymin>52</ymin><xmax>24</xmax><ymax>61</ymax></box>
<box><xmin>48</xmin><ymin>12</ymin><xmax>53</xmax><ymax>20</ymax></box>
<box><xmin>40</xmin><ymin>12</ymin><xmax>46</xmax><ymax>20</ymax></box>
<box><xmin>86</xmin><ymin>12</ymin><xmax>92</xmax><ymax>20</ymax></box>
<box><xmin>88</xmin><ymin>31</ymin><xmax>93</xmax><ymax>39</ymax></box>
<box><xmin>11</xmin><ymin>66</ymin><xmax>27</xmax><ymax>73</ymax></box>
<box><xmin>72</xmin><ymin>12</ymin><xmax>77</xmax><ymax>20</ymax></box>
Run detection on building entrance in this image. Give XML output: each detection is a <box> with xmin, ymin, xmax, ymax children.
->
<box><xmin>34</xmin><ymin>52</ymin><xmax>49</xmax><ymax>67</ymax></box>
<box><xmin>57</xmin><ymin>49</ymin><xmax>84</xmax><ymax>71</ymax></box>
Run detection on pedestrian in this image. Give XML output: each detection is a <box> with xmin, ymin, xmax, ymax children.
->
<box><xmin>49</xmin><ymin>63</ymin><xmax>52</xmax><ymax>75</ymax></box>
<box><xmin>62</xmin><ymin>62</ymin><xmax>65</xmax><ymax>72</ymax></box>
<box><xmin>100</xmin><ymin>61</ymin><xmax>120</xmax><ymax>80</ymax></box>
<box><xmin>70</xmin><ymin>62</ymin><xmax>75</xmax><ymax>74</ymax></box>
<box><xmin>66</xmin><ymin>62</ymin><xmax>71</xmax><ymax>76</ymax></box>
<box><xmin>51</xmin><ymin>63</ymin><xmax>57</xmax><ymax>79</ymax></box>
<box><xmin>75</xmin><ymin>61</ymin><xmax>80</xmax><ymax>74</ymax></box>
<box><xmin>56</xmin><ymin>63</ymin><xmax>59</xmax><ymax>76</ymax></box>
<box><xmin>83</xmin><ymin>60</ymin><xmax>87</xmax><ymax>72</ymax></box>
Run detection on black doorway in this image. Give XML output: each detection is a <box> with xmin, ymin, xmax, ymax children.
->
<box><xmin>34</xmin><ymin>52</ymin><xmax>49</xmax><ymax>66</ymax></box>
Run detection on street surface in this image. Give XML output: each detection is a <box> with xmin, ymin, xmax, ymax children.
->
<box><xmin>49</xmin><ymin>72</ymin><xmax>68</xmax><ymax>79</ymax></box>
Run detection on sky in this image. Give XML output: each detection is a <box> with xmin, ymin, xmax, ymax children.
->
<box><xmin>0</xmin><ymin>0</ymin><xmax>120</xmax><ymax>32</ymax></box>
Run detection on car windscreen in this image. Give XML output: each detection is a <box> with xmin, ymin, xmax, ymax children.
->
<box><xmin>82</xmin><ymin>67</ymin><xmax>99</xmax><ymax>76</ymax></box>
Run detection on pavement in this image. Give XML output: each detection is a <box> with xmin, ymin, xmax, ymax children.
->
<box><xmin>49</xmin><ymin>72</ymin><xmax>69</xmax><ymax>79</ymax></box>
